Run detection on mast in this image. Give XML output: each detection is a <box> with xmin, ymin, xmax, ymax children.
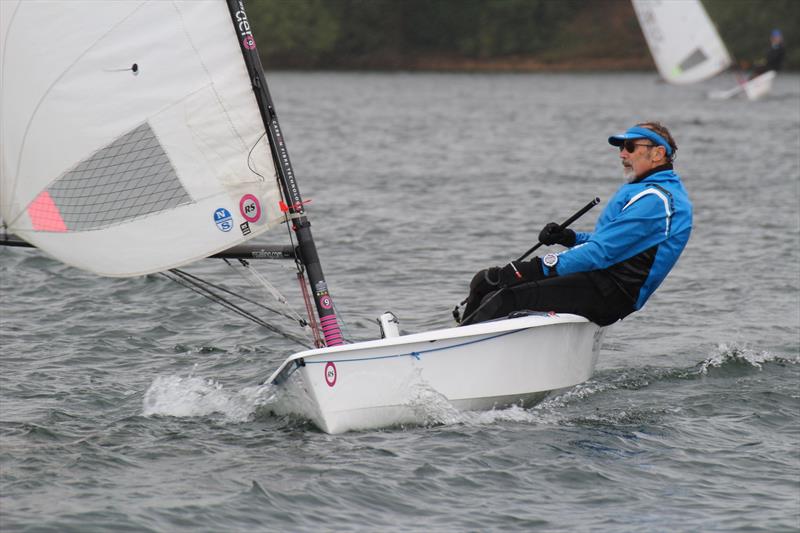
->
<box><xmin>226</xmin><ymin>0</ymin><xmax>344</xmax><ymax>347</ymax></box>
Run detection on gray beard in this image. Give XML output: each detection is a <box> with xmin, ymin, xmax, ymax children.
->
<box><xmin>623</xmin><ymin>166</ymin><xmax>637</xmax><ymax>183</ymax></box>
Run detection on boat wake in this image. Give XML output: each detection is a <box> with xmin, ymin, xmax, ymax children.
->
<box><xmin>544</xmin><ymin>342</ymin><xmax>797</xmax><ymax>403</ymax></box>
<box><xmin>400</xmin><ymin>342</ymin><xmax>799</xmax><ymax>429</ymax></box>
<box><xmin>139</xmin><ymin>342</ymin><xmax>797</xmax><ymax>430</ymax></box>
<box><xmin>141</xmin><ymin>373</ymin><xmax>272</xmax><ymax>423</ymax></box>
<box><xmin>696</xmin><ymin>342</ymin><xmax>796</xmax><ymax>374</ymax></box>
<box><xmin>406</xmin><ymin>383</ymin><xmax>543</xmax><ymax>427</ymax></box>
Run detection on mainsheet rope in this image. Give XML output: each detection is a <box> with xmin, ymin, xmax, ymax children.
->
<box><xmin>161</xmin><ymin>267</ymin><xmax>313</xmax><ymax>349</ymax></box>
<box><xmin>226</xmin><ymin>258</ymin><xmax>306</xmax><ymax>325</ymax></box>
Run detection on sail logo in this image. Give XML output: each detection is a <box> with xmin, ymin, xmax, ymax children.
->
<box><xmin>234</xmin><ymin>3</ymin><xmax>257</xmax><ymax>50</ymax></box>
<box><xmin>239</xmin><ymin>194</ymin><xmax>261</xmax><ymax>223</ymax></box>
<box><xmin>214</xmin><ymin>208</ymin><xmax>233</xmax><ymax>232</ymax></box>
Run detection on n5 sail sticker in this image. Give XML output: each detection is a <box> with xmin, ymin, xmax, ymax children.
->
<box><xmin>214</xmin><ymin>208</ymin><xmax>233</xmax><ymax>232</ymax></box>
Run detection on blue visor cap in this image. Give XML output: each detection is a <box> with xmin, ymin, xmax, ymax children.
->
<box><xmin>608</xmin><ymin>126</ymin><xmax>673</xmax><ymax>157</ymax></box>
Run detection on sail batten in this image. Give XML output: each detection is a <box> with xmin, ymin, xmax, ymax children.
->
<box><xmin>1</xmin><ymin>0</ymin><xmax>283</xmax><ymax>276</ymax></box>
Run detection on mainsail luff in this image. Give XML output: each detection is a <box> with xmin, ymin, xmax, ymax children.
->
<box><xmin>225</xmin><ymin>0</ymin><xmax>344</xmax><ymax>347</ymax></box>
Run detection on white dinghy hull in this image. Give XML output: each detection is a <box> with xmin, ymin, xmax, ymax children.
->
<box><xmin>708</xmin><ymin>71</ymin><xmax>776</xmax><ymax>101</ymax></box>
<box><xmin>743</xmin><ymin>70</ymin><xmax>776</xmax><ymax>101</ymax></box>
<box><xmin>268</xmin><ymin>314</ymin><xmax>604</xmax><ymax>434</ymax></box>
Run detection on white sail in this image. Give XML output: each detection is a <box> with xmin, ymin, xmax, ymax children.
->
<box><xmin>631</xmin><ymin>0</ymin><xmax>732</xmax><ymax>85</ymax></box>
<box><xmin>0</xmin><ymin>0</ymin><xmax>284</xmax><ymax>277</ymax></box>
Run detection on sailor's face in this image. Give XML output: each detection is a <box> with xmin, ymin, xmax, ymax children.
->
<box><xmin>619</xmin><ymin>140</ymin><xmax>657</xmax><ymax>182</ymax></box>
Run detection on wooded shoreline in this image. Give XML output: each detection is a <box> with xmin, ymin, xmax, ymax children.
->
<box><xmin>249</xmin><ymin>0</ymin><xmax>798</xmax><ymax>72</ymax></box>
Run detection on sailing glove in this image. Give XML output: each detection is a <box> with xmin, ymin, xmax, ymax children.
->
<box><xmin>497</xmin><ymin>258</ymin><xmax>545</xmax><ymax>287</ymax></box>
<box><xmin>538</xmin><ymin>222</ymin><xmax>576</xmax><ymax>247</ymax></box>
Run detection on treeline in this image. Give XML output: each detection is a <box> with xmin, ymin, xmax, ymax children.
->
<box><xmin>246</xmin><ymin>0</ymin><xmax>798</xmax><ymax>71</ymax></box>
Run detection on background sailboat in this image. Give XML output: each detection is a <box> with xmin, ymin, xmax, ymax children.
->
<box><xmin>630</xmin><ymin>0</ymin><xmax>775</xmax><ymax>100</ymax></box>
<box><xmin>631</xmin><ymin>0</ymin><xmax>732</xmax><ymax>85</ymax></box>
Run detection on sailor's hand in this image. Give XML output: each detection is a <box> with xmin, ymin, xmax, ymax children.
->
<box><xmin>538</xmin><ymin>222</ymin><xmax>576</xmax><ymax>247</ymax></box>
<box><xmin>497</xmin><ymin>259</ymin><xmax>544</xmax><ymax>287</ymax></box>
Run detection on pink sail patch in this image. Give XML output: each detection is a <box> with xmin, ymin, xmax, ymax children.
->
<box><xmin>27</xmin><ymin>191</ymin><xmax>67</xmax><ymax>232</ymax></box>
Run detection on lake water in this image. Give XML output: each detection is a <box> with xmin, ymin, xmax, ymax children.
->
<box><xmin>2</xmin><ymin>72</ymin><xmax>799</xmax><ymax>532</ymax></box>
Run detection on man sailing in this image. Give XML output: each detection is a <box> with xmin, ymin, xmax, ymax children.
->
<box><xmin>461</xmin><ymin>121</ymin><xmax>693</xmax><ymax>327</ymax></box>
<box><xmin>750</xmin><ymin>28</ymin><xmax>785</xmax><ymax>78</ymax></box>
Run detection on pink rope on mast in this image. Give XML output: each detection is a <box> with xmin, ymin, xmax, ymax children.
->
<box><xmin>320</xmin><ymin>315</ymin><xmax>344</xmax><ymax>346</ymax></box>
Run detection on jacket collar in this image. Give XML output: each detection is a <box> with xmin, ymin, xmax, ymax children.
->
<box><xmin>632</xmin><ymin>163</ymin><xmax>673</xmax><ymax>184</ymax></box>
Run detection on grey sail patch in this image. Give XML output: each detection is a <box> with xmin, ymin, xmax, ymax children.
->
<box><xmin>677</xmin><ymin>48</ymin><xmax>708</xmax><ymax>73</ymax></box>
<box><xmin>46</xmin><ymin>122</ymin><xmax>192</xmax><ymax>231</ymax></box>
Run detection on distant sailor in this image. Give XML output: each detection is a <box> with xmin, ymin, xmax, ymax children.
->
<box><xmin>754</xmin><ymin>29</ymin><xmax>786</xmax><ymax>76</ymax></box>
<box><xmin>461</xmin><ymin>121</ymin><xmax>693</xmax><ymax>327</ymax></box>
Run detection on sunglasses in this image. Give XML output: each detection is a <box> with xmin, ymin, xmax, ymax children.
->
<box><xmin>620</xmin><ymin>140</ymin><xmax>657</xmax><ymax>153</ymax></box>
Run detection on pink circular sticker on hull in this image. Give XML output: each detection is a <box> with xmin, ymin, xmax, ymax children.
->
<box><xmin>324</xmin><ymin>362</ymin><xmax>337</xmax><ymax>387</ymax></box>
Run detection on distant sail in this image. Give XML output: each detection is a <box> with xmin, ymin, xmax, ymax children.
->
<box><xmin>632</xmin><ymin>0</ymin><xmax>732</xmax><ymax>84</ymax></box>
<box><xmin>0</xmin><ymin>1</ymin><xmax>284</xmax><ymax>276</ymax></box>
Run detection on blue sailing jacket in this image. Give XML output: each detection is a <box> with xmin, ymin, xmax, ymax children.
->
<box><xmin>547</xmin><ymin>166</ymin><xmax>692</xmax><ymax>310</ymax></box>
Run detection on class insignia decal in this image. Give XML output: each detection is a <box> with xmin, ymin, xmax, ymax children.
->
<box><xmin>214</xmin><ymin>208</ymin><xmax>233</xmax><ymax>232</ymax></box>
<box><xmin>239</xmin><ymin>194</ymin><xmax>261</xmax><ymax>223</ymax></box>
<box><xmin>324</xmin><ymin>362</ymin><xmax>337</xmax><ymax>387</ymax></box>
